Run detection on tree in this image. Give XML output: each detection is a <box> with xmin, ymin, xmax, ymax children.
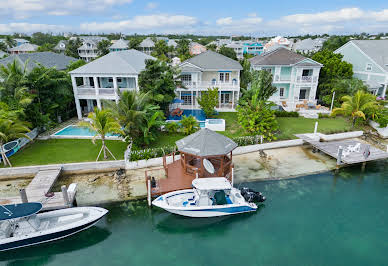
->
<box><xmin>180</xmin><ymin>115</ymin><xmax>199</xmax><ymax>135</ymax></box>
<box><xmin>0</xmin><ymin>42</ymin><xmax>7</xmax><ymax>52</ymax></box>
<box><xmin>331</xmin><ymin>90</ymin><xmax>378</xmax><ymax>127</ymax></box>
<box><xmin>141</xmin><ymin>111</ymin><xmax>165</xmax><ymax>145</ymax></box>
<box><xmin>176</xmin><ymin>39</ymin><xmax>191</xmax><ymax>61</ymax></box>
<box><xmin>322</xmin><ymin>36</ymin><xmax>350</xmax><ymax>51</ymax></box>
<box><xmin>37</xmin><ymin>43</ymin><xmax>54</xmax><ymax>52</ymax></box>
<box><xmin>151</xmin><ymin>40</ymin><xmax>170</xmax><ymax>61</ymax></box>
<box><xmin>129</xmin><ymin>38</ymin><xmax>143</xmax><ymax>49</ymax></box>
<box><xmin>312</xmin><ymin>49</ymin><xmax>353</xmax><ymax>102</ymax></box>
<box><xmin>66</xmin><ymin>60</ymin><xmax>86</xmax><ymax>72</ymax></box>
<box><xmin>78</xmin><ymin>108</ymin><xmax>123</xmax><ymax>160</ymax></box>
<box><xmin>138</xmin><ymin>59</ymin><xmax>180</xmax><ymax>112</ymax></box>
<box><xmin>197</xmin><ymin>87</ymin><xmax>218</xmax><ymax>117</ymax></box>
<box><xmin>0</xmin><ymin>115</ymin><xmax>30</xmax><ymax>167</ymax></box>
<box><xmin>206</xmin><ymin>44</ymin><xmax>217</xmax><ymax>51</ymax></box>
<box><xmin>237</xmin><ymin>91</ymin><xmax>278</xmax><ymax>140</ymax></box>
<box><xmin>104</xmin><ymin>90</ymin><xmax>162</xmax><ymax>146</ymax></box>
<box><xmin>65</xmin><ymin>38</ymin><xmax>82</xmax><ymax>59</ymax></box>
<box><xmin>4</xmin><ymin>36</ymin><xmax>16</xmax><ymax>48</ymax></box>
<box><xmin>241</xmin><ymin>70</ymin><xmax>277</xmax><ymax>102</ymax></box>
<box><xmin>97</xmin><ymin>40</ymin><xmax>111</xmax><ymax>56</ymax></box>
<box><xmin>30</xmin><ymin>32</ymin><xmax>64</xmax><ymax>46</ymax></box>
<box><xmin>239</xmin><ymin>59</ymin><xmax>252</xmax><ymax>89</ymax></box>
<box><xmin>219</xmin><ymin>45</ymin><xmax>237</xmax><ymax>60</ymax></box>
<box><xmin>324</xmin><ymin>78</ymin><xmax>368</xmax><ymax>107</ymax></box>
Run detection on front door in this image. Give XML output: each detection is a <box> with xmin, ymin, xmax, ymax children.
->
<box><xmin>299</xmin><ymin>89</ymin><xmax>307</xmax><ymax>100</ymax></box>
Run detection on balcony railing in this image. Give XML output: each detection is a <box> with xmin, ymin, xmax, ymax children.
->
<box><xmin>274</xmin><ymin>75</ymin><xmax>291</xmax><ymax>82</ymax></box>
<box><xmin>77</xmin><ymin>88</ymin><xmax>95</xmax><ymax>95</ymax></box>
<box><xmin>296</xmin><ymin>76</ymin><xmax>318</xmax><ymax>83</ymax></box>
<box><xmin>77</xmin><ymin>87</ymin><xmax>135</xmax><ymax>96</ymax></box>
<box><xmin>181</xmin><ymin>81</ymin><xmax>240</xmax><ymax>89</ymax></box>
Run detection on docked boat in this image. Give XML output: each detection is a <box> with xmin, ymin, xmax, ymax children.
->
<box><xmin>152</xmin><ymin>177</ymin><xmax>265</xmax><ymax>218</ymax></box>
<box><xmin>0</xmin><ymin>202</ymin><xmax>108</xmax><ymax>251</ymax></box>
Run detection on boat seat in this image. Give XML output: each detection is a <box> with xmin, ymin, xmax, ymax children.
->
<box><xmin>225</xmin><ymin>196</ymin><xmax>233</xmax><ymax>205</ymax></box>
<box><xmin>0</xmin><ymin>222</ymin><xmax>12</xmax><ymax>238</ymax></box>
<box><xmin>58</xmin><ymin>213</ymin><xmax>83</xmax><ymax>223</ymax></box>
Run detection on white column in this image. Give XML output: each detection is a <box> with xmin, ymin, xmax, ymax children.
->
<box><xmin>382</xmin><ymin>84</ymin><xmax>387</xmax><ymax>98</ymax></box>
<box><xmin>135</xmin><ymin>76</ymin><xmax>139</xmax><ymax>91</ymax></box>
<box><xmin>93</xmin><ymin>76</ymin><xmax>99</xmax><ymax>96</ymax></box>
<box><xmin>232</xmin><ymin>90</ymin><xmax>235</xmax><ymax>109</ymax></box>
<box><xmin>71</xmin><ymin>75</ymin><xmax>82</xmax><ymax>119</ymax></box>
<box><xmin>191</xmin><ymin>90</ymin><xmax>193</xmax><ymax>110</ymax></box>
<box><xmin>113</xmin><ymin>76</ymin><xmax>119</xmax><ymax>103</ymax></box>
<box><xmin>219</xmin><ymin>91</ymin><xmax>221</xmax><ymax>108</ymax></box>
<box><xmin>97</xmin><ymin>99</ymin><xmax>102</xmax><ymax>109</ymax></box>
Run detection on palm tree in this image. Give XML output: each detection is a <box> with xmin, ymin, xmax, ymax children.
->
<box><xmin>4</xmin><ymin>36</ymin><xmax>16</xmax><ymax>49</ymax></box>
<box><xmin>0</xmin><ymin>115</ymin><xmax>30</xmax><ymax>167</ymax></box>
<box><xmin>78</xmin><ymin>108</ymin><xmax>123</xmax><ymax>161</ymax></box>
<box><xmin>331</xmin><ymin>90</ymin><xmax>378</xmax><ymax>127</ymax></box>
<box><xmin>103</xmin><ymin>90</ymin><xmax>157</xmax><ymax>142</ymax></box>
<box><xmin>141</xmin><ymin>111</ymin><xmax>165</xmax><ymax>145</ymax></box>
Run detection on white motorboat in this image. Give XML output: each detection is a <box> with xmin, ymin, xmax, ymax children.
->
<box><xmin>0</xmin><ymin>203</ymin><xmax>108</xmax><ymax>251</ymax></box>
<box><xmin>152</xmin><ymin>177</ymin><xmax>265</xmax><ymax>218</ymax></box>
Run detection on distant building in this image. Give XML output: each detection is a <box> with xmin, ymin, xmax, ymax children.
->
<box><xmin>138</xmin><ymin>37</ymin><xmax>155</xmax><ymax>55</ymax></box>
<box><xmin>54</xmin><ymin>40</ymin><xmax>68</xmax><ymax>54</ymax></box>
<box><xmin>109</xmin><ymin>39</ymin><xmax>129</xmax><ymax>52</ymax></box>
<box><xmin>335</xmin><ymin>40</ymin><xmax>388</xmax><ymax>98</ymax></box>
<box><xmin>264</xmin><ymin>36</ymin><xmax>292</xmax><ymax>52</ymax></box>
<box><xmin>242</xmin><ymin>41</ymin><xmax>264</xmax><ymax>57</ymax></box>
<box><xmin>8</xmin><ymin>43</ymin><xmax>38</xmax><ymax>54</ymax></box>
<box><xmin>167</xmin><ymin>39</ymin><xmax>178</xmax><ymax>48</ymax></box>
<box><xmin>69</xmin><ymin>50</ymin><xmax>155</xmax><ymax>119</ymax></box>
<box><xmin>249</xmin><ymin>47</ymin><xmax>323</xmax><ymax>110</ymax></box>
<box><xmin>171</xmin><ymin>57</ymin><xmax>181</xmax><ymax>66</ymax></box>
<box><xmin>226</xmin><ymin>42</ymin><xmax>244</xmax><ymax>59</ymax></box>
<box><xmin>0</xmin><ymin>52</ymin><xmax>77</xmax><ymax>71</ymax></box>
<box><xmin>189</xmin><ymin>42</ymin><xmax>207</xmax><ymax>56</ymax></box>
<box><xmin>292</xmin><ymin>38</ymin><xmax>325</xmax><ymax>54</ymax></box>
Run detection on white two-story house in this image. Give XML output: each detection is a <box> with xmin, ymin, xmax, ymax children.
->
<box><xmin>249</xmin><ymin>48</ymin><xmax>323</xmax><ymax>110</ymax></box>
<box><xmin>69</xmin><ymin>49</ymin><xmax>155</xmax><ymax>119</ymax></box>
<box><xmin>177</xmin><ymin>50</ymin><xmax>243</xmax><ymax>111</ymax></box>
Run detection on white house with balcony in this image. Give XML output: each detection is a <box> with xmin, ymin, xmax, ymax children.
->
<box><xmin>69</xmin><ymin>49</ymin><xmax>155</xmax><ymax>119</ymax></box>
<box><xmin>177</xmin><ymin>50</ymin><xmax>243</xmax><ymax>111</ymax></box>
<box><xmin>249</xmin><ymin>48</ymin><xmax>323</xmax><ymax>110</ymax></box>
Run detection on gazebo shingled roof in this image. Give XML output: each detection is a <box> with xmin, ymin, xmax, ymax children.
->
<box><xmin>176</xmin><ymin>128</ymin><xmax>237</xmax><ymax>157</ymax></box>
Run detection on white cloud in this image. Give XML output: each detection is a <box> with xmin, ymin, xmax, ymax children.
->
<box><xmin>0</xmin><ymin>23</ymin><xmax>67</xmax><ymax>34</ymax></box>
<box><xmin>0</xmin><ymin>0</ymin><xmax>133</xmax><ymax>19</ymax></box>
<box><xmin>280</xmin><ymin>8</ymin><xmax>365</xmax><ymax>24</ymax></box>
<box><xmin>146</xmin><ymin>2</ymin><xmax>158</xmax><ymax>10</ymax></box>
<box><xmin>215</xmin><ymin>14</ymin><xmax>263</xmax><ymax>34</ymax></box>
<box><xmin>80</xmin><ymin>14</ymin><xmax>198</xmax><ymax>32</ymax></box>
<box><xmin>216</xmin><ymin>17</ymin><xmax>233</xmax><ymax>26</ymax></box>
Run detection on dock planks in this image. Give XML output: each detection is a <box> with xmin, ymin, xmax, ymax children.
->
<box><xmin>295</xmin><ymin>134</ymin><xmax>388</xmax><ymax>165</ymax></box>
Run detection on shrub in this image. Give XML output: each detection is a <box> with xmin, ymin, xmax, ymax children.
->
<box><xmin>232</xmin><ymin>135</ymin><xmax>263</xmax><ymax>146</ymax></box>
<box><xmin>165</xmin><ymin>121</ymin><xmax>180</xmax><ymax>133</ymax></box>
<box><xmin>318</xmin><ymin>113</ymin><xmax>331</xmax><ymax>119</ymax></box>
<box><xmin>129</xmin><ymin>146</ymin><xmax>176</xmax><ymax>161</ymax></box>
<box><xmin>274</xmin><ymin>111</ymin><xmax>299</xmax><ymax>117</ymax></box>
<box><xmin>197</xmin><ymin>87</ymin><xmax>219</xmax><ymax>117</ymax></box>
<box><xmin>180</xmin><ymin>115</ymin><xmax>199</xmax><ymax>135</ymax></box>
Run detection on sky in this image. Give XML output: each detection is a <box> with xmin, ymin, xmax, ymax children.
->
<box><xmin>0</xmin><ymin>0</ymin><xmax>387</xmax><ymax>36</ymax></box>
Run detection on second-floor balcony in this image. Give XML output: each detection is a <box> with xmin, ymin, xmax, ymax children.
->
<box><xmin>297</xmin><ymin>76</ymin><xmax>318</xmax><ymax>83</ymax></box>
<box><xmin>181</xmin><ymin>81</ymin><xmax>240</xmax><ymax>89</ymax></box>
<box><xmin>76</xmin><ymin>85</ymin><xmax>135</xmax><ymax>97</ymax></box>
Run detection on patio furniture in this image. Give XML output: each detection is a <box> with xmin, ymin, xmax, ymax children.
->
<box><xmin>315</xmin><ymin>104</ymin><xmax>321</xmax><ymax>110</ymax></box>
<box><xmin>308</xmin><ymin>102</ymin><xmax>315</xmax><ymax>109</ymax></box>
<box><xmin>281</xmin><ymin>101</ymin><xmax>288</xmax><ymax>108</ymax></box>
<box><xmin>171</xmin><ymin>108</ymin><xmax>183</xmax><ymax>117</ymax></box>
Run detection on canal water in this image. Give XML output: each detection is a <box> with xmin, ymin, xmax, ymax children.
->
<box><xmin>1</xmin><ymin>161</ymin><xmax>388</xmax><ymax>265</ymax></box>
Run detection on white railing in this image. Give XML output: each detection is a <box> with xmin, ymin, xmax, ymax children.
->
<box><xmin>296</xmin><ymin>76</ymin><xmax>318</xmax><ymax>83</ymax></box>
<box><xmin>99</xmin><ymin>88</ymin><xmax>115</xmax><ymax>95</ymax></box>
<box><xmin>274</xmin><ymin>75</ymin><xmax>291</xmax><ymax>82</ymax></box>
<box><xmin>182</xmin><ymin>81</ymin><xmax>240</xmax><ymax>89</ymax></box>
<box><xmin>77</xmin><ymin>88</ymin><xmax>96</xmax><ymax>95</ymax></box>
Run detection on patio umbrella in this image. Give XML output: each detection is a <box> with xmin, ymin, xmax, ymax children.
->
<box><xmin>172</xmin><ymin>98</ymin><xmax>184</xmax><ymax>104</ymax></box>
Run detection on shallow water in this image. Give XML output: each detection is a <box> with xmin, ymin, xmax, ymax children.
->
<box><xmin>1</xmin><ymin>161</ymin><xmax>388</xmax><ymax>266</ymax></box>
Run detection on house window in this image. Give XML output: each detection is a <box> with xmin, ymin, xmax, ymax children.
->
<box><xmin>181</xmin><ymin>74</ymin><xmax>192</xmax><ymax>85</ymax></box>
<box><xmin>117</xmin><ymin>78</ymin><xmax>122</xmax><ymax>83</ymax></box>
<box><xmin>302</xmin><ymin>69</ymin><xmax>311</xmax><ymax>76</ymax></box>
<box><xmin>279</xmin><ymin>87</ymin><xmax>285</xmax><ymax>97</ymax></box>
<box><xmin>219</xmin><ymin>72</ymin><xmax>230</xmax><ymax>83</ymax></box>
<box><xmin>108</xmin><ymin>78</ymin><xmax>113</xmax><ymax>82</ymax></box>
<box><xmin>366</xmin><ymin>63</ymin><xmax>372</xmax><ymax>71</ymax></box>
<box><xmin>181</xmin><ymin>94</ymin><xmax>192</xmax><ymax>105</ymax></box>
<box><xmin>263</xmin><ymin>68</ymin><xmax>272</xmax><ymax>74</ymax></box>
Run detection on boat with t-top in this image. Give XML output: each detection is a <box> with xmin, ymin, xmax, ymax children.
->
<box><xmin>152</xmin><ymin>177</ymin><xmax>265</xmax><ymax>218</ymax></box>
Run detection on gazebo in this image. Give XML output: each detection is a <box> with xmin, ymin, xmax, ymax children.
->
<box><xmin>175</xmin><ymin>128</ymin><xmax>237</xmax><ymax>178</ymax></box>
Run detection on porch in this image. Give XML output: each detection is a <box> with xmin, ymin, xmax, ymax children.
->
<box><xmin>177</xmin><ymin>89</ymin><xmax>239</xmax><ymax>111</ymax></box>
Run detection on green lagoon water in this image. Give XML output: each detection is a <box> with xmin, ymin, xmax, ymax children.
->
<box><xmin>1</xmin><ymin>161</ymin><xmax>388</xmax><ymax>266</ymax></box>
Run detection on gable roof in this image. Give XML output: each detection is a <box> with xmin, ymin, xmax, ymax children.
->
<box><xmin>54</xmin><ymin>40</ymin><xmax>67</xmax><ymax>51</ymax></box>
<box><xmin>181</xmin><ymin>50</ymin><xmax>242</xmax><ymax>70</ymax></box>
<box><xmin>8</xmin><ymin>43</ymin><xmax>38</xmax><ymax>52</ymax></box>
<box><xmin>109</xmin><ymin>39</ymin><xmax>129</xmax><ymax>50</ymax></box>
<box><xmin>0</xmin><ymin>52</ymin><xmax>77</xmax><ymax>71</ymax></box>
<box><xmin>345</xmin><ymin>40</ymin><xmax>388</xmax><ymax>72</ymax></box>
<box><xmin>249</xmin><ymin>47</ymin><xmax>322</xmax><ymax>66</ymax></box>
<box><xmin>139</xmin><ymin>37</ymin><xmax>155</xmax><ymax>48</ymax></box>
<box><xmin>69</xmin><ymin>49</ymin><xmax>155</xmax><ymax>75</ymax></box>
<box><xmin>0</xmin><ymin>51</ymin><xmax>6</xmax><ymax>58</ymax></box>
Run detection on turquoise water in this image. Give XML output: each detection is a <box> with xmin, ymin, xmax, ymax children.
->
<box><xmin>54</xmin><ymin>126</ymin><xmax>118</xmax><ymax>137</ymax></box>
<box><xmin>1</xmin><ymin>162</ymin><xmax>388</xmax><ymax>265</ymax></box>
<box><xmin>167</xmin><ymin>109</ymin><xmax>206</xmax><ymax>121</ymax></box>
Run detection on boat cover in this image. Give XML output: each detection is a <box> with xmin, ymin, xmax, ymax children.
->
<box><xmin>0</xmin><ymin>202</ymin><xmax>42</xmax><ymax>221</ymax></box>
<box><xmin>192</xmin><ymin>177</ymin><xmax>232</xmax><ymax>190</ymax></box>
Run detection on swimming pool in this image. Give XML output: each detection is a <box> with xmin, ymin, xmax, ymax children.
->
<box><xmin>52</xmin><ymin>125</ymin><xmax>120</xmax><ymax>139</ymax></box>
<box><xmin>167</xmin><ymin>109</ymin><xmax>207</xmax><ymax>121</ymax></box>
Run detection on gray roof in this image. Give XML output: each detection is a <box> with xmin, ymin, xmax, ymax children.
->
<box><xmin>0</xmin><ymin>52</ymin><xmax>77</xmax><ymax>71</ymax></box>
<box><xmin>182</xmin><ymin>50</ymin><xmax>242</xmax><ymax>70</ymax></box>
<box><xmin>292</xmin><ymin>38</ymin><xmax>323</xmax><ymax>51</ymax></box>
<box><xmin>350</xmin><ymin>40</ymin><xmax>388</xmax><ymax>72</ymax></box>
<box><xmin>139</xmin><ymin>38</ymin><xmax>155</xmax><ymax>48</ymax></box>
<box><xmin>249</xmin><ymin>47</ymin><xmax>321</xmax><ymax>66</ymax></box>
<box><xmin>109</xmin><ymin>39</ymin><xmax>129</xmax><ymax>50</ymax></box>
<box><xmin>0</xmin><ymin>51</ymin><xmax>6</xmax><ymax>58</ymax></box>
<box><xmin>69</xmin><ymin>49</ymin><xmax>155</xmax><ymax>75</ymax></box>
<box><xmin>176</xmin><ymin>128</ymin><xmax>237</xmax><ymax>156</ymax></box>
<box><xmin>54</xmin><ymin>40</ymin><xmax>67</xmax><ymax>51</ymax></box>
<box><xmin>167</xmin><ymin>39</ymin><xmax>177</xmax><ymax>47</ymax></box>
<box><xmin>8</xmin><ymin>43</ymin><xmax>38</xmax><ymax>52</ymax></box>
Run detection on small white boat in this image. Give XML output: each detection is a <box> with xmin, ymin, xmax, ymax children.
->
<box><xmin>0</xmin><ymin>203</ymin><xmax>108</xmax><ymax>251</ymax></box>
<box><xmin>152</xmin><ymin>177</ymin><xmax>265</xmax><ymax>218</ymax></box>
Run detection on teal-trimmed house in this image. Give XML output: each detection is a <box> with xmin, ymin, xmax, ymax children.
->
<box><xmin>335</xmin><ymin>40</ymin><xmax>388</xmax><ymax>98</ymax></box>
<box><xmin>178</xmin><ymin>50</ymin><xmax>242</xmax><ymax>111</ymax></box>
<box><xmin>242</xmin><ymin>41</ymin><xmax>264</xmax><ymax>57</ymax></box>
<box><xmin>109</xmin><ymin>39</ymin><xmax>129</xmax><ymax>52</ymax></box>
<box><xmin>249</xmin><ymin>48</ymin><xmax>323</xmax><ymax>110</ymax></box>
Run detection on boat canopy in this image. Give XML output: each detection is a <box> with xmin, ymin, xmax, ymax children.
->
<box><xmin>0</xmin><ymin>202</ymin><xmax>42</xmax><ymax>221</ymax></box>
<box><xmin>192</xmin><ymin>177</ymin><xmax>232</xmax><ymax>190</ymax></box>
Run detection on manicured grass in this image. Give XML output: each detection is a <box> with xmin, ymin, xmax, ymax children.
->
<box><xmin>5</xmin><ymin>114</ymin><xmax>354</xmax><ymax>167</ymax></box>
<box><xmin>5</xmin><ymin>139</ymin><xmax>128</xmax><ymax>167</ymax></box>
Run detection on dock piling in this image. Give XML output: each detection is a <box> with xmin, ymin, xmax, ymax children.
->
<box><xmin>231</xmin><ymin>167</ymin><xmax>234</xmax><ymax>186</ymax></box>
<box><xmin>337</xmin><ymin>146</ymin><xmax>343</xmax><ymax>166</ymax></box>
<box><xmin>19</xmin><ymin>189</ymin><xmax>28</xmax><ymax>203</ymax></box>
<box><xmin>147</xmin><ymin>179</ymin><xmax>151</xmax><ymax>207</ymax></box>
<box><xmin>61</xmin><ymin>185</ymin><xmax>70</xmax><ymax>207</ymax></box>
<box><xmin>260</xmin><ymin>135</ymin><xmax>263</xmax><ymax>144</ymax></box>
<box><xmin>314</xmin><ymin>122</ymin><xmax>318</xmax><ymax>134</ymax></box>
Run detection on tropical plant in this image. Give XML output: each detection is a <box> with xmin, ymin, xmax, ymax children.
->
<box><xmin>197</xmin><ymin>87</ymin><xmax>219</xmax><ymax>117</ymax></box>
<box><xmin>176</xmin><ymin>39</ymin><xmax>191</xmax><ymax>61</ymax></box>
<box><xmin>4</xmin><ymin>36</ymin><xmax>16</xmax><ymax>48</ymax></box>
<box><xmin>323</xmin><ymin>78</ymin><xmax>367</xmax><ymax>107</ymax></box>
<box><xmin>165</xmin><ymin>121</ymin><xmax>179</xmax><ymax>133</ymax></box>
<box><xmin>141</xmin><ymin>111</ymin><xmax>165</xmax><ymax>145</ymax></box>
<box><xmin>239</xmin><ymin>59</ymin><xmax>252</xmax><ymax>89</ymax></box>
<box><xmin>241</xmin><ymin>70</ymin><xmax>277</xmax><ymax>102</ymax></box>
<box><xmin>237</xmin><ymin>91</ymin><xmax>279</xmax><ymax>141</ymax></box>
<box><xmin>128</xmin><ymin>37</ymin><xmax>143</xmax><ymax>49</ymax></box>
<box><xmin>0</xmin><ymin>115</ymin><xmax>30</xmax><ymax>167</ymax></box>
<box><xmin>97</xmin><ymin>40</ymin><xmax>111</xmax><ymax>56</ymax></box>
<box><xmin>331</xmin><ymin>90</ymin><xmax>379</xmax><ymax>127</ymax></box>
<box><xmin>151</xmin><ymin>40</ymin><xmax>171</xmax><ymax>62</ymax></box>
<box><xmin>65</xmin><ymin>38</ymin><xmax>82</xmax><ymax>59</ymax></box>
<box><xmin>66</xmin><ymin>60</ymin><xmax>86</xmax><ymax>72</ymax></box>
<box><xmin>78</xmin><ymin>108</ymin><xmax>123</xmax><ymax>160</ymax></box>
<box><xmin>138</xmin><ymin>59</ymin><xmax>181</xmax><ymax>112</ymax></box>
<box><xmin>219</xmin><ymin>45</ymin><xmax>237</xmax><ymax>60</ymax></box>
<box><xmin>0</xmin><ymin>42</ymin><xmax>7</xmax><ymax>52</ymax></box>
<box><xmin>180</xmin><ymin>115</ymin><xmax>199</xmax><ymax>135</ymax></box>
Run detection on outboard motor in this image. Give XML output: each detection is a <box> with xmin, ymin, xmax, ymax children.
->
<box><xmin>240</xmin><ymin>187</ymin><xmax>266</xmax><ymax>203</ymax></box>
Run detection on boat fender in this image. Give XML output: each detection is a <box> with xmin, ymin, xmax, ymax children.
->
<box><xmin>151</xmin><ymin>177</ymin><xmax>157</xmax><ymax>188</ymax></box>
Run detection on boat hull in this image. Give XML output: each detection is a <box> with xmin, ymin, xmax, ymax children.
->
<box><xmin>0</xmin><ymin>207</ymin><xmax>108</xmax><ymax>252</ymax></box>
<box><xmin>164</xmin><ymin>205</ymin><xmax>257</xmax><ymax>218</ymax></box>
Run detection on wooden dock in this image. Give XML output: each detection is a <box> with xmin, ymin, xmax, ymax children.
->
<box><xmin>295</xmin><ymin>134</ymin><xmax>388</xmax><ymax>165</ymax></box>
<box><xmin>0</xmin><ymin>167</ymin><xmax>76</xmax><ymax>211</ymax></box>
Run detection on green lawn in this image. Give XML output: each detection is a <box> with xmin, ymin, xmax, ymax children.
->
<box><xmin>5</xmin><ymin>114</ymin><xmax>354</xmax><ymax>167</ymax></box>
<box><xmin>5</xmin><ymin>139</ymin><xmax>128</xmax><ymax>167</ymax></box>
